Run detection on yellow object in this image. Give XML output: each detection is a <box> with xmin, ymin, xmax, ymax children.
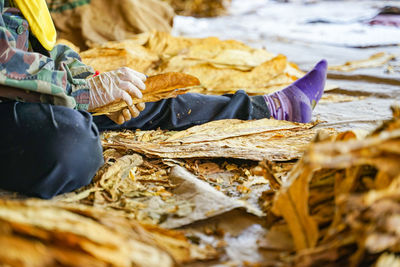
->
<box><xmin>14</xmin><ymin>0</ymin><xmax>57</xmax><ymax>51</ymax></box>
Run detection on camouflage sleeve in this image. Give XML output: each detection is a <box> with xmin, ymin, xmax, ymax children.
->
<box><xmin>0</xmin><ymin>10</ymin><xmax>94</xmax><ymax>110</ymax></box>
<box><xmin>48</xmin><ymin>44</ymin><xmax>95</xmax><ymax>110</ymax></box>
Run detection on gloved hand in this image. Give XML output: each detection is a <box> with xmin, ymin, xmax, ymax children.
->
<box><xmin>106</xmin><ymin>102</ymin><xmax>146</xmax><ymax>125</ymax></box>
<box><xmin>87</xmin><ymin>67</ymin><xmax>146</xmax><ymax>124</ymax></box>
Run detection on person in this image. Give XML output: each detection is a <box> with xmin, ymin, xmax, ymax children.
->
<box><xmin>0</xmin><ymin>0</ymin><xmax>327</xmax><ymax>199</ymax></box>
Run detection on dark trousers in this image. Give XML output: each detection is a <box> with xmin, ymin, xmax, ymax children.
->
<box><xmin>0</xmin><ymin>92</ymin><xmax>268</xmax><ymax>198</ymax></box>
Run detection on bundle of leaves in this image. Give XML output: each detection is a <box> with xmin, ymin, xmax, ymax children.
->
<box><xmin>261</xmin><ymin>107</ymin><xmax>400</xmax><ymax>267</ymax></box>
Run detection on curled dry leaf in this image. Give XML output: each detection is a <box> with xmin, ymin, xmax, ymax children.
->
<box><xmin>271</xmin><ymin>163</ymin><xmax>319</xmax><ymax>251</ymax></box>
<box><xmin>91</xmin><ymin>72</ymin><xmax>200</xmax><ymax>115</ymax></box>
<box><xmin>328</xmin><ymin>52</ymin><xmax>395</xmax><ymax>72</ymax></box>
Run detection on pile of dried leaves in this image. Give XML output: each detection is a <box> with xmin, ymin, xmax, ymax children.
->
<box><xmin>102</xmin><ymin>119</ymin><xmax>332</xmax><ymax>161</ymax></box>
<box><xmin>56</xmin><ymin>119</ymin><xmax>331</xmax><ymax>228</ymax></box>
<box><xmin>161</xmin><ymin>0</ymin><xmax>231</xmax><ymax>17</ymax></box>
<box><xmin>80</xmin><ymin>31</ymin><xmax>304</xmax><ymax>96</ymax></box>
<box><xmin>0</xmin><ymin>199</ymin><xmax>202</xmax><ymax>266</ymax></box>
<box><xmin>2</xmin><ymin>107</ymin><xmax>400</xmax><ymax>265</ymax></box>
<box><xmin>261</xmin><ymin>106</ymin><xmax>400</xmax><ymax>267</ymax></box>
<box><xmin>0</xmin><ymin>117</ymin><xmax>324</xmax><ymax>265</ymax></box>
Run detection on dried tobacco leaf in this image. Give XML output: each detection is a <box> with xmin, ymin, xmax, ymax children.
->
<box><xmin>140</xmin><ymin>223</ymin><xmax>217</xmax><ymax>263</ymax></box>
<box><xmin>271</xmin><ymin>163</ymin><xmax>319</xmax><ymax>251</ymax></box>
<box><xmin>103</xmin><ymin>119</ymin><xmax>336</xmax><ymax>161</ymax></box>
<box><xmin>56</xmin><ymin>200</ymin><xmax>218</xmax><ymax>264</ymax></box>
<box><xmin>165</xmin><ymin>117</ymin><xmax>312</xmax><ymax>143</ymax></box>
<box><xmin>56</xmin><ymin>154</ymin><xmax>178</xmax><ymax>224</ymax></box>
<box><xmin>80</xmin><ymin>31</ymin><xmax>304</xmax><ymax>97</ymax></box>
<box><xmin>81</xmin><ymin>41</ymin><xmax>159</xmax><ymax>73</ymax></box>
<box><xmin>168</xmin><ymin>44</ymin><xmax>275</xmax><ymax>71</ymax></box>
<box><xmin>328</xmin><ymin>52</ymin><xmax>395</xmax><ymax>72</ymax></box>
<box><xmin>319</xmin><ymin>93</ymin><xmax>366</xmax><ymax>104</ymax></box>
<box><xmin>265</xmin><ymin>107</ymin><xmax>400</xmax><ymax>267</ymax></box>
<box><xmin>166</xmin><ymin>158</ymin><xmax>273</xmax><ymax>218</ymax></box>
<box><xmin>91</xmin><ymin>72</ymin><xmax>200</xmax><ymax>115</ymax></box>
<box><xmin>0</xmin><ymin>234</ymin><xmax>54</xmax><ymax>267</ymax></box>
<box><xmin>0</xmin><ymin>199</ymin><xmax>174</xmax><ymax>267</ymax></box>
<box><xmin>179</xmin><ymin>54</ymin><xmax>296</xmax><ymax>94</ymax></box>
<box><xmin>56</xmin><ymin>153</ymin><xmax>250</xmax><ymax>253</ymax></box>
<box><xmin>340</xmin><ymin>176</ymin><xmax>400</xmax><ymax>254</ymax></box>
<box><xmin>160</xmin><ymin>166</ymin><xmax>254</xmax><ymax>228</ymax></box>
<box><xmin>256</xmin><ymin>161</ymin><xmax>283</xmax><ymax>191</ymax></box>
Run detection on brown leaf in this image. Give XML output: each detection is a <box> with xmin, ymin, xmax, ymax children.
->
<box><xmin>91</xmin><ymin>72</ymin><xmax>200</xmax><ymax>115</ymax></box>
<box><xmin>271</xmin><ymin>163</ymin><xmax>319</xmax><ymax>251</ymax></box>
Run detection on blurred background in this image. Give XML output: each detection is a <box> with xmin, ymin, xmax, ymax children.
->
<box><xmin>169</xmin><ymin>0</ymin><xmax>400</xmax><ymax>130</ymax></box>
<box><xmin>172</xmin><ymin>0</ymin><xmax>399</xmax><ymax>67</ymax></box>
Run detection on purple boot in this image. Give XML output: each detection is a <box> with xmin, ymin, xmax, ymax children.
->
<box><xmin>263</xmin><ymin>59</ymin><xmax>327</xmax><ymax>123</ymax></box>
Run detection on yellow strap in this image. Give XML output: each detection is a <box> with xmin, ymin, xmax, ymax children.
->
<box><xmin>13</xmin><ymin>0</ymin><xmax>57</xmax><ymax>51</ymax></box>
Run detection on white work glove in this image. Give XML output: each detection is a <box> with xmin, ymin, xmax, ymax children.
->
<box><xmin>87</xmin><ymin>67</ymin><xmax>147</xmax><ymax>124</ymax></box>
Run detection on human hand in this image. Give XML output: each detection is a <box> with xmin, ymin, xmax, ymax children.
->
<box><xmin>106</xmin><ymin>102</ymin><xmax>146</xmax><ymax>125</ymax></box>
<box><xmin>87</xmin><ymin>67</ymin><xmax>146</xmax><ymax>122</ymax></box>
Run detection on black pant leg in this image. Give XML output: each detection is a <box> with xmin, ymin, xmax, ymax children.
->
<box><xmin>0</xmin><ymin>101</ymin><xmax>104</xmax><ymax>199</ymax></box>
<box><xmin>94</xmin><ymin>90</ymin><xmax>270</xmax><ymax>131</ymax></box>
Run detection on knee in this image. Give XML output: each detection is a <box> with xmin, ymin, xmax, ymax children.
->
<box><xmin>35</xmin><ymin>110</ymin><xmax>104</xmax><ymax>198</ymax></box>
<box><xmin>1</xmin><ymin>106</ymin><xmax>104</xmax><ymax>199</ymax></box>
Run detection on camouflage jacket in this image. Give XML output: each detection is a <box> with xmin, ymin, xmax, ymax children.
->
<box><xmin>0</xmin><ymin>0</ymin><xmax>94</xmax><ymax>110</ymax></box>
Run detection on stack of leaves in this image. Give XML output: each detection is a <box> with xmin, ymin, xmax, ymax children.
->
<box><xmin>80</xmin><ymin>31</ymin><xmax>304</xmax><ymax>96</ymax></box>
<box><xmin>0</xmin><ymin>167</ymin><xmax>218</xmax><ymax>266</ymax></box>
<box><xmin>161</xmin><ymin>0</ymin><xmax>231</xmax><ymax>17</ymax></box>
<box><xmin>261</xmin><ymin>107</ymin><xmax>400</xmax><ymax>267</ymax></box>
<box><xmin>54</xmin><ymin>119</ymin><xmax>335</xmax><ymax>230</ymax></box>
<box><xmin>0</xmin><ymin>199</ymin><xmax>177</xmax><ymax>266</ymax></box>
<box><xmin>102</xmin><ymin>118</ymin><xmax>333</xmax><ymax>161</ymax></box>
<box><xmin>0</xmin><ymin>197</ymin><xmax>218</xmax><ymax>266</ymax></box>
